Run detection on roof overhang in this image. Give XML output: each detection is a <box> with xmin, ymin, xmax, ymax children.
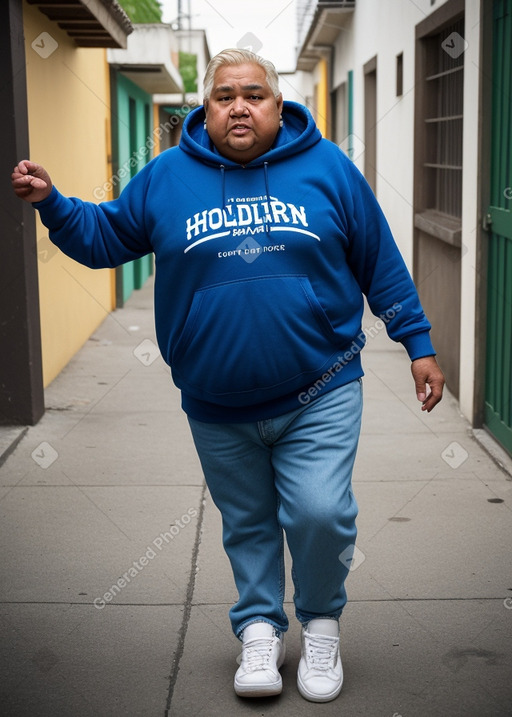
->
<box><xmin>297</xmin><ymin>1</ymin><xmax>355</xmax><ymax>71</ymax></box>
<box><xmin>108</xmin><ymin>24</ymin><xmax>184</xmax><ymax>95</ymax></box>
<box><xmin>26</xmin><ymin>0</ymin><xmax>133</xmax><ymax>48</ymax></box>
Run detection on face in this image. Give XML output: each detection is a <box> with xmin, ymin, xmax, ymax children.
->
<box><xmin>204</xmin><ymin>62</ymin><xmax>283</xmax><ymax>164</ymax></box>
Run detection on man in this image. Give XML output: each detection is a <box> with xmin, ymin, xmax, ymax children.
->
<box><xmin>12</xmin><ymin>49</ymin><xmax>444</xmax><ymax>703</ymax></box>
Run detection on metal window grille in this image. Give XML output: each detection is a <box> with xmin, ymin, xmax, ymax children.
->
<box><xmin>423</xmin><ymin>17</ymin><xmax>464</xmax><ymax>218</ymax></box>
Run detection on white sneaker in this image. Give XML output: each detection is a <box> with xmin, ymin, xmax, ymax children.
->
<box><xmin>234</xmin><ymin>622</ymin><xmax>285</xmax><ymax>697</ymax></box>
<box><xmin>297</xmin><ymin>618</ymin><xmax>343</xmax><ymax>702</ymax></box>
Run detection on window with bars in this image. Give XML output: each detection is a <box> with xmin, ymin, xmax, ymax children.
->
<box><xmin>422</xmin><ymin>17</ymin><xmax>464</xmax><ymax>219</ymax></box>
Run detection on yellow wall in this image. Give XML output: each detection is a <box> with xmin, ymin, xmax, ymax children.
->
<box><xmin>153</xmin><ymin>103</ymin><xmax>161</xmax><ymax>154</ymax></box>
<box><xmin>23</xmin><ymin>2</ymin><xmax>115</xmax><ymax>386</ymax></box>
<box><xmin>314</xmin><ymin>58</ymin><xmax>329</xmax><ymax>138</ymax></box>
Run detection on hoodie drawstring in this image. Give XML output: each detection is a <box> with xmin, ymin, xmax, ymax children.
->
<box><xmin>220</xmin><ymin>164</ymin><xmax>226</xmax><ymax>209</ymax></box>
<box><xmin>263</xmin><ymin>161</ymin><xmax>271</xmax><ymax>240</ymax></box>
<box><xmin>219</xmin><ymin>161</ymin><xmax>273</xmax><ymax>241</ymax></box>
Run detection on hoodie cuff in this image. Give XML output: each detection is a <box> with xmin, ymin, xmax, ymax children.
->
<box><xmin>401</xmin><ymin>331</ymin><xmax>436</xmax><ymax>361</ymax></box>
<box><xmin>33</xmin><ymin>185</ymin><xmax>60</xmax><ymax>209</ymax></box>
<box><xmin>33</xmin><ymin>186</ymin><xmax>74</xmax><ymax>228</ymax></box>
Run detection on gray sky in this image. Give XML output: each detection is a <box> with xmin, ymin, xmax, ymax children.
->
<box><xmin>160</xmin><ymin>0</ymin><xmax>299</xmax><ymax>71</ymax></box>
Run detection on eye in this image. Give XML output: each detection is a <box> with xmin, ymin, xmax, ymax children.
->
<box><xmin>249</xmin><ymin>95</ymin><xmax>262</xmax><ymax>101</ymax></box>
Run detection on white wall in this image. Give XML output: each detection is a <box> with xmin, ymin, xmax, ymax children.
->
<box><xmin>459</xmin><ymin>0</ymin><xmax>482</xmax><ymax>420</ymax></box>
<box><xmin>294</xmin><ymin>0</ymin><xmax>482</xmax><ymax>424</ymax></box>
<box><xmin>330</xmin><ymin>0</ymin><xmax>454</xmax><ymax>269</ymax></box>
<box><xmin>279</xmin><ymin>70</ymin><xmax>314</xmax><ymax>106</ymax></box>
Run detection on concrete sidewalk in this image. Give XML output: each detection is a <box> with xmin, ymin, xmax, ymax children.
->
<box><xmin>1</xmin><ymin>276</ymin><xmax>511</xmax><ymax>717</ymax></box>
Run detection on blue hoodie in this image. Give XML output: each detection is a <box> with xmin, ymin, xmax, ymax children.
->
<box><xmin>34</xmin><ymin>101</ymin><xmax>434</xmax><ymax>422</ymax></box>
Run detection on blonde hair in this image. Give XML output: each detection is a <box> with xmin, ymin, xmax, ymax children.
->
<box><xmin>203</xmin><ymin>48</ymin><xmax>281</xmax><ymax>101</ymax></box>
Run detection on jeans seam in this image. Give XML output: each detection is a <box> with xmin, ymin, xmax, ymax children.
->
<box><xmin>274</xmin><ymin>495</ymin><xmax>287</xmax><ymax>628</ymax></box>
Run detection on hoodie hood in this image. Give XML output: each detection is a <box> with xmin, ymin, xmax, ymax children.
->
<box><xmin>180</xmin><ymin>100</ymin><xmax>322</xmax><ymax>167</ymax></box>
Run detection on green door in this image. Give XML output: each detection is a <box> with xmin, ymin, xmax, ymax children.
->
<box><xmin>485</xmin><ymin>0</ymin><xmax>512</xmax><ymax>453</ymax></box>
<box><xmin>113</xmin><ymin>76</ymin><xmax>154</xmax><ymax>306</ymax></box>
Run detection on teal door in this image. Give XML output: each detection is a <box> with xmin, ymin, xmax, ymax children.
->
<box><xmin>485</xmin><ymin>0</ymin><xmax>512</xmax><ymax>453</ymax></box>
<box><xmin>113</xmin><ymin>75</ymin><xmax>154</xmax><ymax>306</ymax></box>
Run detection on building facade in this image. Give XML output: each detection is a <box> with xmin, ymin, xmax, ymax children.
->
<box><xmin>22</xmin><ymin>1</ymin><xmax>124</xmax><ymax>388</ymax></box>
<box><xmin>296</xmin><ymin>0</ymin><xmax>512</xmax><ymax>454</ymax></box>
<box><xmin>107</xmin><ymin>23</ymin><xmax>184</xmax><ymax>304</ymax></box>
<box><xmin>0</xmin><ymin>2</ymin><xmax>195</xmax><ymax>425</ymax></box>
<box><xmin>1</xmin><ymin>0</ymin><xmax>133</xmax><ymax>424</ymax></box>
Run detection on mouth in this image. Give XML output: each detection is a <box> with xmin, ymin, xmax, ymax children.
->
<box><xmin>229</xmin><ymin>123</ymin><xmax>252</xmax><ymax>136</ymax></box>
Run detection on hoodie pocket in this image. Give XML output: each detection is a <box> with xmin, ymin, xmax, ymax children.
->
<box><xmin>171</xmin><ymin>274</ymin><xmax>342</xmax><ymax>405</ymax></box>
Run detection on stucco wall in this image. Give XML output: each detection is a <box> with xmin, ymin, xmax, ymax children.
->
<box><xmin>23</xmin><ymin>1</ymin><xmax>115</xmax><ymax>387</ymax></box>
<box><xmin>294</xmin><ymin>0</ymin><xmax>482</xmax><ymax>421</ymax></box>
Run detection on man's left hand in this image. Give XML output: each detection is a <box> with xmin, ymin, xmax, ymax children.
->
<box><xmin>411</xmin><ymin>356</ymin><xmax>445</xmax><ymax>412</ymax></box>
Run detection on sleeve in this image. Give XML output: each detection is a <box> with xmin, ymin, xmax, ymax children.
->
<box><xmin>343</xmin><ymin>159</ymin><xmax>435</xmax><ymax>361</ymax></box>
<box><xmin>33</xmin><ymin>165</ymin><xmax>154</xmax><ymax>269</ymax></box>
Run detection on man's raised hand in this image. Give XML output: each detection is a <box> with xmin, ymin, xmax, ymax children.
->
<box><xmin>12</xmin><ymin>160</ymin><xmax>52</xmax><ymax>203</ymax></box>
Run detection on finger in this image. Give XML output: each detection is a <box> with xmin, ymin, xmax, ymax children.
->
<box><xmin>415</xmin><ymin>381</ymin><xmax>428</xmax><ymax>402</ymax></box>
<box><xmin>17</xmin><ymin>160</ymin><xmax>30</xmax><ymax>175</ymax></box>
<box><xmin>422</xmin><ymin>394</ymin><xmax>441</xmax><ymax>412</ymax></box>
<box><xmin>12</xmin><ymin>175</ymin><xmax>28</xmax><ymax>186</ymax></box>
<box><xmin>30</xmin><ymin>177</ymin><xmax>48</xmax><ymax>189</ymax></box>
<box><xmin>421</xmin><ymin>382</ymin><xmax>443</xmax><ymax>412</ymax></box>
<box><xmin>12</xmin><ymin>174</ymin><xmax>34</xmax><ymax>187</ymax></box>
<box><xmin>13</xmin><ymin>186</ymin><xmax>32</xmax><ymax>198</ymax></box>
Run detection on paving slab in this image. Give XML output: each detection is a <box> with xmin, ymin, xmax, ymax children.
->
<box><xmin>0</xmin><ymin>277</ymin><xmax>204</xmax><ymax>716</ymax></box>
<box><xmin>174</xmin><ymin>320</ymin><xmax>512</xmax><ymax>713</ymax></box>
<box><xmin>0</xmin><ymin>484</ymin><xmax>201</xmax><ymax>604</ymax></box>
<box><xmin>0</xmin><ymin>427</ymin><xmax>27</xmax><ymax>468</ymax></box>
<box><xmin>0</xmin><ymin>604</ymin><xmax>182</xmax><ymax>717</ymax></box>
<box><xmin>171</xmin><ymin>600</ymin><xmax>512</xmax><ymax>717</ymax></box>
<box><xmin>349</xmin><ymin>478</ymin><xmax>512</xmax><ymax>600</ymax></box>
<box><xmin>1</xmin><ymin>278</ymin><xmax>512</xmax><ymax>716</ymax></box>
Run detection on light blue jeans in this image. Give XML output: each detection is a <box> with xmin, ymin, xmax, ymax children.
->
<box><xmin>188</xmin><ymin>379</ymin><xmax>363</xmax><ymax>638</ymax></box>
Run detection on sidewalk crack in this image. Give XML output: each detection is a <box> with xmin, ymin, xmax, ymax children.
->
<box><xmin>165</xmin><ymin>480</ymin><xmax>207</xmax><ymax>715</ymax></box>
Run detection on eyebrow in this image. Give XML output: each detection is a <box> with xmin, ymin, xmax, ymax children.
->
<box><xmin>213</xmin><ymin>84</ymin><xmax>265</xmax><ymax>94</ymax></box>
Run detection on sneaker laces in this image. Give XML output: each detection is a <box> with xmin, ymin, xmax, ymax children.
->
<box><xmin>240</xmin><ymin>637</ymin><xmax>277</xmax><ymax>673</ymax></box>
<box><xmin>304</xmin><ymin>633</ymin><xmax>338</xmax><ymax>671</ymax></box>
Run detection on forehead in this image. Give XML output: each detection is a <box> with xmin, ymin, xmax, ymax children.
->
<box><xmin>212</xmin><ymin>62</ymin><xmax>269</xmax><ymax>92</ymax></box>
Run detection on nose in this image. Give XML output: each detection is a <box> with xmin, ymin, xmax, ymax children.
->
<box><xmin>230</xmin><ymin>96</ymin><xmax>248</xmax><ymax>115</ymax></box>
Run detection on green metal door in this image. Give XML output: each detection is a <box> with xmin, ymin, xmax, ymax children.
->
<box><xmin>485</xmin><ymin>0</ymin><xmax>512</xmax><ymax>452</ymax></box>
<box><xmin>113</xmin><ymin>75</ymin><xmax>154</xmax><ymax>307</ymax></box>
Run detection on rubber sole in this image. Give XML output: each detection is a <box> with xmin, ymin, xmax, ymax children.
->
<box><xmin>297</xmin><ymin>672</ymin><xmax>343</xmax><ymax>703</ymax></box>
<box><xmin>234</xmin><ymin>679</ymin><xmax>283</xmax><ymax>698</ymax></box>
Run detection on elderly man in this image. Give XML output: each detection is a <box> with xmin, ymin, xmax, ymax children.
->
<box><xmin>12</xmin><ymin>49</ymin><xmax>444</xmax><ymax>703</ymax></box>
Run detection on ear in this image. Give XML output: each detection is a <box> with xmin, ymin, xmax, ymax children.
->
<box><xmin>203</xmin><ymin>99</ymin><xmax>209</xmax><ymax>114</ymax></box>
<box><xmin>276</xmin><ymin>93</ymin><xmax>283</xmax><ymax>114</ymax></box>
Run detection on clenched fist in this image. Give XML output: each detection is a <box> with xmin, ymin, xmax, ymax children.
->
<box><xmin>12</xmin><ymin>160</ymin><xmax>53</xmax><ymax>203</ymax></box>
